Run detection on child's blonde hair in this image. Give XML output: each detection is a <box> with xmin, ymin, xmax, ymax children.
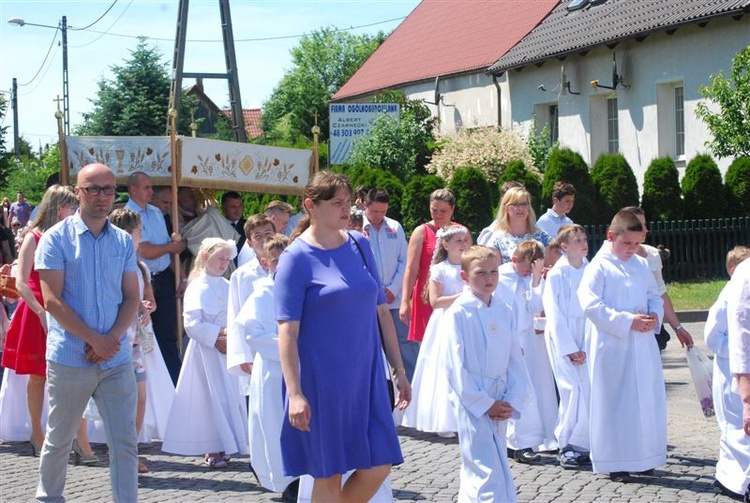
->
<box><xmin>461</xmin><ymin>245</ymin><xmax>498</xmax><ymax>272</ymax></box>
<box><xmin>189</xmin><ymin>237</ymin><xmax>237</xmax><ymax>282</ymax></box>
<box><xmin>263</xmin><ymin>233</ymin><xmax>290</xmax><ymax>257</ymax></box>
<box><xmin>513</xmin><ymin>240</ymin><xmax>544</xmax><ymax>263</ymax></box>
<box><xmin>556</xmin><ymin>224</ymin><xmax>587</xmax><ymax>244</ymax></box>
<box><xmin>726</xmin><ymin>245</ymin><xmax>750</xmax><ymax>273</ymax></box>
<box><xmin>609</xmin><ymin>210</ymin><xmax>644</xmax><ymax>236</ymax></box>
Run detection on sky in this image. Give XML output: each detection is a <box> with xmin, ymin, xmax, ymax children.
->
<box><xmin>0</xmin><ymin>0</ymin><xmax>420</xmax><ymax>149</ymax></box>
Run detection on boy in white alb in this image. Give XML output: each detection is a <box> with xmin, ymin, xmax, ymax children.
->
<box><xmin>707</xmin><ymin>246</ymin><xmax>750</xmax><ymax>500</ymax></box>
<box><xmin>578</xmin><ymin>210</ymin><xmax>665</xmax><ymax>483</ymax></box>
<box><xmin>542</xmin><ymin>224</ymin><xmax>590</xmax><ymax>469</ymax></box>
<box><xmin>496</xmin><ymin>240</ymin><xmax>557</xmax><ymax>463</ymax></box>
<box><xmin>444</xmin><ymin>246</ymin><xmax>530</xmax><ymax>502</ymax></box>
<box><xmin>236</xmin><ymin>235</ymin><xmax>299</xmax><ymax>501</ymax></box>
<box><xmin>227</xmin><ymin>214</ymin><xmax>276</xmax><ymax>394</ymax></box>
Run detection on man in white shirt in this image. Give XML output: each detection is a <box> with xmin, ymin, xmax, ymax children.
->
<box><xmin>537</xmin><ymin>181</ymin><xmax>575</xmax><ymax>238</ymax></box>
<box><xmin>362</xmin><ymin>189</ymin><xmax>417</xmax><ymax>382</ymax></box>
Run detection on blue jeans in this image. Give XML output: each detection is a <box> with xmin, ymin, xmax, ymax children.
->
<box><xmin>390</xmin><ymin>308</ymin><xmax>419</xmax><ymax>383</ymax></box>
<box><xmin>37</xmin><ymin>361</ymin><xmax>138</xmax><ymax>503</ymax></box>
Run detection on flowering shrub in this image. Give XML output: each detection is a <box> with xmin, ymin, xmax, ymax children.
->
<box><xmin>426</xmin><ymin>127</ymin><xmax>535</xmax><ymax>183</ymax></box>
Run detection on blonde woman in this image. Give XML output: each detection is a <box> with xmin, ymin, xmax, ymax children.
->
<box><xmin>1</xmin><ymin>185</ymin><xmax>79</xmax><ymax>457</ymax></box>
<box><xmin>487</xmin><ymin>187</ymin><xmax>551</xmax><ymax>264</ymax></box>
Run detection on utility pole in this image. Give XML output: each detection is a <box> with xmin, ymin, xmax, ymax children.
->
<box><xmin>11</xmin><ymin>78</ymin><xmax>19</xmax><ymax>159</ymax></box>
<box><xmin>61</xmin><ymin>15</ymin><xmax>70</xmax><ymax>135</ymax></box>
<box><xmin>167</xmin><ymin>0</ymin><xmax>246</xmax><ymax>142</ymax></box>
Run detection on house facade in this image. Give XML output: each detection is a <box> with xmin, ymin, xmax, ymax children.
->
<box><xmin>488</xmin><ymin>0</ymin><xmax>750</xmax><ymax>182</ymax></box>
<box><xmin>332</xmin><ymin>0</ymin><xmax>558</xmax><ymax>136</ymax></box>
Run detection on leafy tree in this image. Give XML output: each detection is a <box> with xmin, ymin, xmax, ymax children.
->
<box><xmin>725</xmin><ymin>156</ymin><xmax>750</xmax><ymax>217</ymax></box>
<box><xmin>496</xmin><ymin>159</ymin><xmax>543</xmax><ymax>215</ymax></box>
<box><xmin>348</xmin><ymin>91</ymin><xmax>437</xmax><ymax>180</ymax></box>
<box><xmin>2</xmin><ymin>144</ymin><xmax>60</xmax><ymax>204</ymax></box>
<box><xmin>681</xmin><ymin>153</ymin><xmax>726</xmax><ymax>219</ymax></box>
<box><xmin>543</xmin><ymin>148</ymin><xmax>598</xmax><ymax>225</ymax></box>
<box><xmin>590</xmin><ymin>153</ymin><xmax>640</xmax><ymax>222</ymax></box>
<box><xmin>78</xmin><ymin>38</ymin><xmax>197</xmax><ymax>136</ymax></box>
<box><xmin>448</xmin><ymin>167</ymin><xmax>493</xmax><ymax>237</ymax></box>
<box><xmin>695</xmin><ymin>45</ymin><xmax>750</xmax><ymax>158</ymax></box>
<box><xmin>641</xmin><ymin>157</ymin><xmax>682</xmax><ymax>220</ymax></box>
<box><xmin>401</xmin><ymin>175</ymin><xmax>444</xmax><ymax>233</ymax></box>
<box><xmin>262</xmin><ymin>27</ymin><xmax>386</xmax><ymax>143</ymax></box>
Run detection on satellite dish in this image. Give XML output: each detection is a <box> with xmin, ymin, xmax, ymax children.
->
<box><xmin>568</xmin><ymin>0</ymin><xmax>589</xmax><ymax>11</ymax></box>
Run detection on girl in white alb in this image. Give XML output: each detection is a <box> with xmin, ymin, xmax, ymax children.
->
<box><xmin>162</xmin><ymin>238</ymin><xmax>248</xmax><ymax>469</ymax></box>
<box><xmin>403</xmin><ymin>225</ymin><xmax>470</xmax><ymax>435</ymax></box>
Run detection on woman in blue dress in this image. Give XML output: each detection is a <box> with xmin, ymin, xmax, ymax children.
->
<box><xmin>275</xmin><ymin>171</ymin><xmax>411</xmax><ymax>502</ymax></box>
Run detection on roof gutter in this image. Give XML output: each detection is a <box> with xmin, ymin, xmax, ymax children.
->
<box><xmin>492</xmin><ymin>74</ymin><xmax>502</xmax><ymax>128</ymax></box>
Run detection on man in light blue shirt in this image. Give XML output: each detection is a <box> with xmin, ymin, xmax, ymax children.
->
<box><xmin>537</xmin><ymin>181</ymin><xmax>576</xmax><ymax>239</ymax></box>
<box><xmin>362</xmin><ymin>188</ymin><xmax>418</xmax><ymax>381</ymax></box>
<box><xmin>35</xmin><ymin>163</ymin><xmax>141</xmax><ymax>503</ymax></box>
<box><xmin>125</xmin><ymin>171</ymin><xmax>186</xmax><ymax>384</ymax></box>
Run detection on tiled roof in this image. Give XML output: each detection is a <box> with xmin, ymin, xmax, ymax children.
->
<box><xmin>221</xmin><ymin>108</ymin><xmax>262</xmax><ymax>139</ymax></box>
<box><xmin>333</xmin><ymin>0</ymin><xmax>559</xmax><ymax>101</ymax></box>
<box><xmin>489</xmin><ymin>0</ymin><xmax>750</xmax><ymax>74</ymax></box>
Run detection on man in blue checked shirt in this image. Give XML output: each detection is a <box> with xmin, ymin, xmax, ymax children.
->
<box><xmin>362</xmin><ymin>188</ymin><xmax>419</xmax><ymax>382</ymax></box>
<box><xmin>35</xmin><ymin>163</ymin><xmax>141</xmax><ymax>503</ymax></box>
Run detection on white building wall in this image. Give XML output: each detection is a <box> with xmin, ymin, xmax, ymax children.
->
<box><xmin>506</xmin><ymin>16</ymin><xmax>749</xmax><ymax>186</ymax></box>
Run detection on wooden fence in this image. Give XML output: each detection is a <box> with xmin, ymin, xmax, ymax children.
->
<box><xmin>583</xmin><ymin>217</ymin><xmax>750</xmax><ymax>282</ymax></box>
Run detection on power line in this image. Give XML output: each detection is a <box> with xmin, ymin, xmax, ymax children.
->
<box><xmin>71</xmin><ymin>0</ymin><xmax>134</xmax><ymax>49</ymax></box>
<box><xmin>70</xmin><ymin>0</ymin><xmax>119</xmax><ymax>31</ymax></box>
<box><xmin>19</xmin><ymin>43</ymin><xmax>60</xmax><ymax>97</ymax></box>
<box><xmin>17</xmin><ymin>29</ymin><xmax>60</xmax><ymax>87</ymax></box>
<box><xmin>75</xmin><ymin>15</ymin><xmax>405</xmax><ymax>43</ymax></box>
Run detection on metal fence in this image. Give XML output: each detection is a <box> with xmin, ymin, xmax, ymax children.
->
<box><xmin>583</xmin><ymin>217</ymin><xmax>750</xmax><ymax>282</ymax></box>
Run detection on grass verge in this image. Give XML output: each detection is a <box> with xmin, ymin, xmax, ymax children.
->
<box><xmin>667</xmin><ymin>279</ymin><xmax>725</xmax><ymax>311</ymax></box>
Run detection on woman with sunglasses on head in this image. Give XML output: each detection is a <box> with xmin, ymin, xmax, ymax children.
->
<box><xmin>1</xmin><ymin>185</ymin><xmax>79</xmax><ymax>458</ymax></box>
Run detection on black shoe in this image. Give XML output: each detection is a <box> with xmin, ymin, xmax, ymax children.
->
<box><xmin>558</xmin><ymin>450</ymin><xmax>580</xmax><ymax>469</ymax></box>
<box><xmin>636</xmin><ymin>468</ymin><xmax>655</xmax><ymax>476</ymax></box>
<box><xmin>577</xmin><ymin>453</ymin><xmax>591</xmax><ymax>466</ymax></box>
<box><xmin>609</xmin><ymin>471</ymin><xmax>630</xmax><ymax>483</ymax></box>
<box><xmin>514</xmin><ymin>448</ymin><xmax>541</xmax><ymax>464</ymax></box>
<box><xmin>713</xmin><ymin>480</ymin><xmax>744</xmax><ymax>501</ymax></box>
<box><xmin>281</xmin><ymin>479</ymin><xmax>300</xmax><ymax>503</ymax></box>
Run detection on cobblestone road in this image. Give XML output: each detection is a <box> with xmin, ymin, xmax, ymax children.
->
<box><xmin>0</xmin><ymin>321</ymin><xmax>735</xmax><ymax>502</ymax></box>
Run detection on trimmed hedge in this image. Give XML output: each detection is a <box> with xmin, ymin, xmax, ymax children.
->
<box><xmin>641</xmin><ymin>157</ymin><xmax>682</xmax><ymax>220</ymax></box>
<box><xmin>543</xmin><ymin>148</ymin><xmax>598</xmax><ymax>225</ymax></box>
<box><xmin>725</xmin><ymin>156</ymin><xmax>750</xmax><ymax>217</ymax></box>
<box><xmin>496</xmin><ymin>159</ymin><xmax>544</xmax><ymax>216</ymax></box>
<box><xmin>344</xmin><ymin>166</ymin><xmax>404</xmax><ymax>223</ymax></box>
<box><xmin>591</xmin><ymin>153</ymin><xmax>640</xmax><ymax>223</ymax></box>
<box><xmin>448</xmin><ymin>167</ymin><xmax>493</xmax><ymax>238</ymax></box>
<box><xmin>682</xmin><ymin>154</ymin><xmax>726</xmax><ymax>219</ymax></box>
<box><xmin>401</xmin><ymin>174</ymin><xmax>446</xmax><ymax>232</ymax></box>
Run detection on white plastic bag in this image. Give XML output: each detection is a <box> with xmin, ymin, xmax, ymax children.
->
<box><xmin>685</xmin><ymin>346</ymin><xmax>714</xmax><ymax>418</ymax></box>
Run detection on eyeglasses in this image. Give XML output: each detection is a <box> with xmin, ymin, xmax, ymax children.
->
<box><xmin>79</xmin><ymin>185</ymin><xmax>117</xmax><ymax>196</ymax></box>
<box><xmin>508</xmin><ymin>202</ymin><xmax>530</xmax><ymax>209</ymax></box>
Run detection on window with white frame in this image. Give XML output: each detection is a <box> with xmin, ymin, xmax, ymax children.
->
<box><xmin>674</xmin><ymin>86</ymin><xmax>685</xmax><ymax>157</ymax></box>
<box><xmin>607</xmin><ymin>97</ymin><xmax>619</xmax><ymax>153</ymax></box>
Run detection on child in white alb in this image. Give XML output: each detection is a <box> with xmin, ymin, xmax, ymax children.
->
<box><xmin>237</xmin><ymin>235</ymin><xmax>299</xmax><ymax>500</ymax></box>
<box><xmin>577</xmin><ymin>210</ymin><xmax>665</xmax><ymax>483</ymax></box>
<box><xmin>542</xmin><ymin>224</ymin><xmax>591</xmax><ymax>469</ymax></box>
<box><xmin>162</xmin><ymin>238</ymin><xmax>248</xmax><ymax>469</ymax></box>
<box><xmin>403</xmin><ymin>224</ymin><xmax>470</xmax><ymax>436</ymax></box>
<box><xmin>496</xmin><ymin>240</ymin><xmax>557</xmax><ymax>463</ymax></box>
<box><xmin>705</xmin><ymin>245</ymin><xmax>750</xmax><ymax>499</ymax></box>
<box><xmin>445</xmin><ymin>245</ymin><xmax>530</xmax><ymax>502</ymax></box>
